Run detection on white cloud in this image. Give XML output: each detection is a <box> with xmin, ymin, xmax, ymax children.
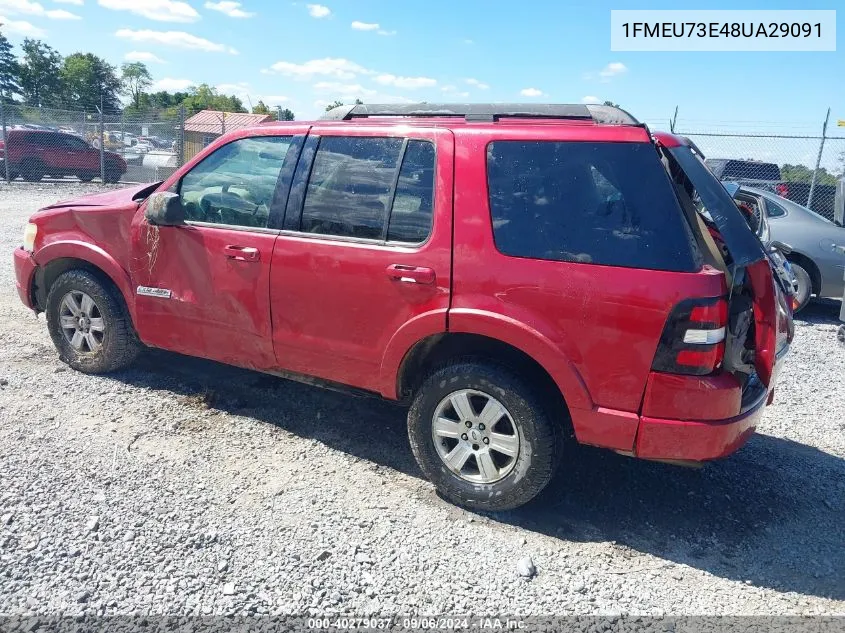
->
<box><xmin>263</xmin><ymin>57</ymin><xmax>372</xmax><ymax>80</ymax></box>
<box><xmin>581</xmin><ymin>95</ymin><xmax>601</xmax><ymax>104</ymax></box>
<box><xmin>377</xmin><ymin>29</ymin><xmax>395</xmax><ymax>36</ymax></box>
<box><xmin>520</xmin><ymin>88</ymin><xmax>544</xmax><ymax>97</ymax></box>
<box><xmin>124</xmin><ymin>50</ymin><xmax>166</xmax><ymax>63</ymax></box>
<box><xmin>463</xmin><ymin>38</ymin><xmax>473</xmax><ymax>44</ymax></box>
<box><xmin>599</xmin><ymin>62</ymin><xmax>627</xmax><ymax>78</ymax></box>
<box><xmin>53</xmin><ymin>0</ymin><xmax>82</xmax><ymax>4</ymax></box>
<box><xmin>313</xmin><ymin>81</ymin><xmax>377</xmax><ymax>100</ymax></box>
<box><xmin>216</xmin><ymin>81</ymin><xmax>252</xmax><ymax>105</ymax></box>
<box><xmin>306</xmin><ymin>3</ymin><xmax>329</xmax><ymax>18</ymax></box>
<box><xmin>151</xmin><ymin>77</ymin><xmax>194</xmax><ymax>91</ymax></box>
<box><xmin>350</xmin><ymin>20</ymin><xmax>377</xmax><ymax>30</ymax></box>
<box><xmin>204</xmin><ymin>1</ymin><xmax>253</xmax><ymax>18</ymax></box>
<box><xmin>0</xmin><ymin>0</ymin><xmax>80</xmax><ymax>19</ymax></box>
<box><xmin>0</xmin><ymin>14</ymin><xmax>45</xmax><ymax>33</ymax></box>
<box><xmin>99</xmin><ymin>0</ymin><xmax>199</xmax><ymax>22</ymax></box>
<box><xmin>263</xmin><ymin>95</ymin><xmax>289</xmax><ymax>105</ymax></box>
<box><xmin>116</xmin><ymin>29</ymin><xmax>238</xmax><ymax>53</ymax></box>
<box><xmin>374</xmin><ymin>74</ymin><xmax>436</xmax><ymax>89</ymax></box>
<box><xmin>465</xmin><ymin>78</ymin><xmax>489</xmax><ymax>90</ymax></box>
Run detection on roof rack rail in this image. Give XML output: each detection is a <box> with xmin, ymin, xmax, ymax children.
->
<box><xmin>320</xmin><ymin>103</ymin><xmax>640</xmax><ymax>125</ymax></box>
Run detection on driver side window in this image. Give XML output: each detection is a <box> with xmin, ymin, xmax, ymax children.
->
<box><xmin>178</xmin><ymin>135</ymin><xmax>292</xmax><ymax>229</ymax></box>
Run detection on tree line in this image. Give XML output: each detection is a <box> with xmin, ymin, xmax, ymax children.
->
<box><xmin>0</xmin><ymin>26</ymin><xmax>294</xmax><ymax>120</ymax></box>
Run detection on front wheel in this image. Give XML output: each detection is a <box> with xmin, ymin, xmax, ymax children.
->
<box><xmin>408</xmin><ymin>361</ymin><xmax>561</xmax><ymax>511</ymax></box>
<box><xmin>46</xmin><ymin>270</ymin><xmax>141</xmax><ymax>374</ymax></box>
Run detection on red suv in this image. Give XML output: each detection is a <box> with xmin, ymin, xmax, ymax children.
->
<box><xmin>13</xmin><ymin>104</ymin><xmax>794</xmax><ymax>510</ymax></box>
<box><xmin>0</xmin><ymin>129</ymin><xmax>126</xmax><ymax>183</ymax></box>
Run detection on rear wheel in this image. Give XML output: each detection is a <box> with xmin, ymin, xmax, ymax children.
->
<box><xmin>20</xmin><ymin>158</ymin><xmax>44</xmax><ymax>182</ymax></box>
<box><xmin>103</xmin><ymin>169</ymin><xmax>122</xmax><ymax>184</ymax></box>
<box><xmin>789</xmin><ymin>262</ymin><xmax>812</xmax><ymax>313</ymax></box>
<box><xmin>77</xmin><ymin>172</ymin><xmax>95</xmax><ymax>183</ymax></box>
<box><xmin>46</xmin><ymin>270</ymin><xmax>141</xmax><ymax>374</ymax></box>
<box><xmin>408</xmin><ymin>361</ymin><xmax>561</xmax><ymax>511</ymax></box>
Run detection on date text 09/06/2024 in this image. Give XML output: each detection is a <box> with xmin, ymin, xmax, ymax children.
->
<box><xmin>306</xmin><ymin>617</ymin><xmax>526</xmax><ymax>630</ymax></box>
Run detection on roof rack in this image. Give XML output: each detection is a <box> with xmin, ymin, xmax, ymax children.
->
<box><xmin>320</xmin><ymin>103</ymin><xmax>640</xmax><ymax>125</ymax></box>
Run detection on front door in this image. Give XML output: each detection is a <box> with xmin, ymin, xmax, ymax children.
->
<box><xmin>269</xmin><ymin>126</ymin><xmax>454</xmax><ymax>393</ymax></box>
<box><xmin>130</xmin><ymin>133</ymin><xmax>302</xmax><ymax>370</ymax></box>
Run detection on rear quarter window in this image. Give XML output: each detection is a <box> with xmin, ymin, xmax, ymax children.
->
<box><xmin>486</xmin><ymin>141</ymin><xmax>699</xmax><ymax>272</ymax></box>
<box><xmin>723</xmin><ymin>161</ymin><xmax>781</xmax><ymax>181</ymax></box>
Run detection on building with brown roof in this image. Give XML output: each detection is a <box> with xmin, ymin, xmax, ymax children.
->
<box><xmin>183</xmin><ymin>110</ymin><xmax>272</xmax><ymax>161</ymax></box>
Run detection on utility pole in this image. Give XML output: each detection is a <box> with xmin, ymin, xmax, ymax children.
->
<box><xmin>807</xmin><ymin>108</ymin><xmax>831</xmax><ymax>210</ymax></box>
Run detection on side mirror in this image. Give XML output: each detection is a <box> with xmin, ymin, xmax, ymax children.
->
<box><xmin>145</xmin><ymin>191</ymin><xmax>185</xmax><ymax>226</ymax></box>
<box><xmin>769</xmin><ymin>240</ymin><xmax>793</xmax><ymax>255</ymax></box>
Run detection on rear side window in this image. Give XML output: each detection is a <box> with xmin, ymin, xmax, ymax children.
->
<box><xmin>301</xmin><ymin>137</ymin><xmax>403</xmax><ymax>239</ymax></box>
<box><xmin>387</xmin><ymin>140</ymin><xmax>435</xmax><ymax>243</ymax></box>
<box><xmin>764</xmin><ymin>197</ymin><xmax>787</xmax><ymax>218</ymax></box>
<box><xmin>487</xmin><ymin>141</ymin><xmax>699</xmax><ymax>271</ymax></box>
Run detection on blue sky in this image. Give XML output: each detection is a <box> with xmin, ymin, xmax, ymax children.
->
<box><xmin>0</xmin><ymin>0</ymin><xmax>841</xmax><ymax>130</ymax></box>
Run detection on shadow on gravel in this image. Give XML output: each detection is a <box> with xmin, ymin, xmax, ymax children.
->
<box><xmin>105</xmin><ymin>299</ymin><xmax>843</xmax><ymax>602</ymax></box>
<box><xmin>794</xmin><ymin>297</ymin><xmax>842</xmax><ymax>326</ymax></box>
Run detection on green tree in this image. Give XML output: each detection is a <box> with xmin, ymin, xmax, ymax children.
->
<box><xmin>252</xmin><ymin>99</ymin><xmax>271</xmax><ymax>115</ymax></box>
<box><xmin>0</xmin><ymin>26</ymin><xmax>20</xmax><ymax>102</ymax></box>
<box><xmin>121</xmin><ymin>61</ymin><xmax>152</xmax><ymax>109</ymax></box>
<box><xmin>781</xmin><ymin>163</ymin><xmax>838</xmax><ymax>187</ymax></box>
<box><xmin>278</xmin><ymin>108</ymin><xmax>295</xmax><ymax>121</ymax></box>
<box><xmin>18</xmin><ymin>39</ymin><xmax>63</xmax><ymax>107</ymax></box>
<box><xmin>61</xmin><ymin>52</ymin><xmax>122</xmax><ymax>112</ymax></box>
<box><xmin>181</xmin><ymin>83</ymin><xmax>246</xmax><ymax>115</ymax></box>
<box><xmin>603</xmin><ymin>100</ymin><xmax>620</xmax><ymax>107</ymax></box>
<box><xmin>324</xmin><ymin>99</ymin><xmax>343</xmax><ymax>112</ymax></box>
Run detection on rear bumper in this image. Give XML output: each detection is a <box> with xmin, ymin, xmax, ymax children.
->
<box><xmin>634</xmin><ymin>351</ymin><xmax>787</xmax><ymax>462</ymax></box>
<box><xmin>13</xmin><ymin>247</ymin><xmax>37</xmax><ymax>309</ymax></box>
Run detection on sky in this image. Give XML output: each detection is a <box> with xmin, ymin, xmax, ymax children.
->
<box><xmin>0</xmin><ymin>0</ymin><xmax>842</xmax><ymax>149</ymax></box>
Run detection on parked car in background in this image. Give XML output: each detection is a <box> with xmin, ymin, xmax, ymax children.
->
<box><xmin>1</xmin><ymin>129</ymin><xmax>126</xmax><ymax>183</ymax></box>
<box><xmin>705</xmin><ymin>158</ymin><xmax>788</xmax><ymax>196</ymax></box>
<box><xmin>13</xmin><ymin>103</ymin><xmax>793</xmax><ymax>510</ymax></box>
<box><xmin>742</xmin><ymin>186</ymin><xmax>845</xmax><ymax>311</ymax></box>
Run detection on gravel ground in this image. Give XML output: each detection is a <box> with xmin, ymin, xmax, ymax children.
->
<box><xmin>1</xmin><ymin>181</ymin><xmax>844</xmax><ymax>619</ymax></box>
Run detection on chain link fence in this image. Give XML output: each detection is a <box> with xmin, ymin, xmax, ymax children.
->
<box><xmin>3</xmin><ymin>102</ymin><xmax>844</xmax><ymax>225</ymax></box>
<box><xmin>673</xmin><ymin>127</ymin><xmax>845</xmax><ymax>222</ymax></box>
<box><xmin>1</xmin><ymin>102</ymin><xmax>185</xmax><ymax>185</ymax></box>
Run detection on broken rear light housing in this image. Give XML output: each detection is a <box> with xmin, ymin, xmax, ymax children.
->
<box><xmin>652</xmin><ymin>297</ymin><xmax>728</xmax><ymax>376</ymax></box>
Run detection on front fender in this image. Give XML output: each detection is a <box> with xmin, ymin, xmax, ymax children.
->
<box><xmin>33</xmin><ymin>240</ymin><xmax>136</xmax><ymax>322</ymax></box>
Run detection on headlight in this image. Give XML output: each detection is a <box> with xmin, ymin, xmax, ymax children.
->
<box><xmin>23</xmin><ymin>223</ymin><xmax>37</xmax><ymax>251</ymax></box>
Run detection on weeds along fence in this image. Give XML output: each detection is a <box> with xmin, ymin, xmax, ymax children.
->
<box><xmin>0</xmin><ymin>102</ymin><xmax>186</xmax><ymax>184</ymax></box>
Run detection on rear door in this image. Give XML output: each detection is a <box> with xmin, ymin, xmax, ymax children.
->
<box><xmin>269</xmin><ymin>125</ymin><xmax>453</xmax><ymax>393</ymax></box>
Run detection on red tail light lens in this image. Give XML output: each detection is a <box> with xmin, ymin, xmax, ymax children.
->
<box><xmin>775</xmin><ymin>183</ymin><xmax>789</xmax><ymax>198</ymax></box>
<box><xmin>652</xmin><ymin>297</ymin><xmax>728</xmax><ymax>376</ymax></box>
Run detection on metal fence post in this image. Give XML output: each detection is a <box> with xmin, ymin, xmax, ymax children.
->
<box><xmin>120</xmin><ymin>110</ymin><xmax>125</xmax><ymax>163</ymax></box>
<box><xmin>82</xmin><ymin>109</ymin><xmax>86</xmax><ymax>137</ymax></box>
<box><xmin>98</xmin><ymin>96</ymin><xmax>105</xmax><ymax>183</ymax></box>
<box><xmin>807</xmin><ymin>108</ymin><xmax>831</xmax><ymax>210</ymax></box>
<box><xmin>1</xmin><ymin>100</ymin><xmax>9</xmax><ymax>183</ymax></box>
<box><xmin>178</xmin><ymin>105</ymin><xmax>185</xmax><ymax>167</ymax></box>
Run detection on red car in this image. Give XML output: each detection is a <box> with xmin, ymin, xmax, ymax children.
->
<box><xmin>0</xmin><ymin>128</ymin><xmax>126</xmax><ymax>183</ymax></box>
<box><xmin>13</xmin><ymin>104</ymin><xmax>794</xmax><ymax>510</ymax></box>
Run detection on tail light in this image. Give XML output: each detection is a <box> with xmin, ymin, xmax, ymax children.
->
<box><xmin>775</xmin><ymin>183</ymin><xmax>789</xmax><ymax>198</ymax></box>
<box><xmin>652</xmin><ymin>297</ymin><xmax>728</xmax><ymax>376</ymax></box>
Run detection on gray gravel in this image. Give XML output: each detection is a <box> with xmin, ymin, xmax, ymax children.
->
<box><xmin>1</xmin><ymin>181</ymin><xmax>844</xmax><ymax>618</ymax></box>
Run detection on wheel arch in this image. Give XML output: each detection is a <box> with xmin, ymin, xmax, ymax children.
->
<box><xmin>33</xmin><ymin>243</ymin><xmax>135</xmax><ymax>322</ymax></box>
<box><xmin>394</xmin><ymin>331</ymin><xmax>587</xmax><ymax>435</ymax></box>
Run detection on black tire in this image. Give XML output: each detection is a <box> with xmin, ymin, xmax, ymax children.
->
<box><xmin>46</xmin><ymin>270</ymin><xmax>141</xmax><ymax>374</ymax></box>
<box><xmin>20</xmin><ymin>158</ymin><xmax>44</xmax><ymax>182</ymax></box>
<box><xmin>789</xmin><ymin>262</ymin><xmax>812</xmax><ymax>313</ymax></box>
<box><xmin>77</xmin><ymin>173</ymin><xmax>95</xmax><ymax>183</ymax></box>
<box><xmin>408</xmin><ymin>361</ymin><xmax>562</xmax><ymax>511</ymax></box>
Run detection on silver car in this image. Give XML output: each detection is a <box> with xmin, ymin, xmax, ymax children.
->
<box><xmin>744</xmin><ymin>186</ymin><xmax>845</xmax><ymax>312</ymax></box>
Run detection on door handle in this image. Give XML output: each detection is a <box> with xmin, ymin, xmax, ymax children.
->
<box><xmin>224</xmin><ymin>245</ymin><xmax>260</xmax><ymax>262</ymax></box>
<box><xmin>386</xmin><ymin>264</ymin><xmax>435</xmax><ymax>285</ymax></box>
